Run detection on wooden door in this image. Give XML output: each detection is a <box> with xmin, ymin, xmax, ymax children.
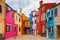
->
<box><xmin>57</xmin><ymin>26</ymin><xmax>60</xmax><ymax>37</ymax></box>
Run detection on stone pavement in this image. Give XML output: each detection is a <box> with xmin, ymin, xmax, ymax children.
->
<box><xmin>6</xmin><ymin>34</ymin><xmax>54</xmax><ymax>40</ymax></box>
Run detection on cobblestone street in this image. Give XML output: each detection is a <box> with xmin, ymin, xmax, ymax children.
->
<box><xmin>6</xmin><ymin>34</ymin><xmax>53</xmax><ymax>40</ymax></box>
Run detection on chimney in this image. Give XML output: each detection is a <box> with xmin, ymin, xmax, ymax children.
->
<box><xmin>39</xmin><ymin>0</ymin><xmax>43</xmax><ymax>7</ymax></box>
<box><xmin>20</xmin><ymin>8</ymin><xmax>22</xmax><ymax>13</ymax></box>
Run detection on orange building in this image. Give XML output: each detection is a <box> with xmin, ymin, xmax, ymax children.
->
<box><xmin>0</xmin><ymin>0</ymin><xmax>6</xmax><ymax>35</ymax></box>
<box><xmin>20</xmin><ymin>8</ymin><xmax>25</xmax><ymax>35</ymax></box>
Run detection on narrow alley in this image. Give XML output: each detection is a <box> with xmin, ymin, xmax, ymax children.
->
<box><xmin>0</xmin><ymin>0</ymin><xmax>60</xmax><ymax>40</ymax></box>
<box><xmin>6</xmin><ymin>34</ymin><xmax>52</xmax><ymax>40</ymax></box>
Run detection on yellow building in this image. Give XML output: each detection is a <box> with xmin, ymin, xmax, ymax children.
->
<box><xmin>25</xmin><ymin>16</ymin><xmax>30</xmax><ymax>28</ymax></box>
<box><xmin>19</xmin><ymin>8</ymin><xmax>30</xmax><ymax>34</ymax></box>
<box><xmin>0</xmin><ymin>0</ymin><xmax>5</xmax><ymax>34</ymax></box>
<box><xmin>15</xmin><ymin>11</ymin><xmax>22</xmax><ymax>36</ymax></box>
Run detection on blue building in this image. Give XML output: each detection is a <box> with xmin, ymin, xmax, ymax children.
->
<box><xmin>46</xmin><ymin>7</ymin><xmax>55</xmax><ymax>39</ymax></box>
<box><xmin>29</xmin><ymin>11</ymin><xmax>33</xmax><ymax>32</ymax></box>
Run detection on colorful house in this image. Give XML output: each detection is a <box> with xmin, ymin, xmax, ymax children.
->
<box><xmin>32</xmin><ymin>10</ymin><xmax>38</xmax><ymax>35</ymax></box>
<box><xmin>24</xmin><ymin>16</ymin><xmax>30</xmax><ymax>34</ymax></box>
<box><xmin>29</xmin><ymin>12</ymin><xmax>33</xmax><ymax>31</ymax></box>
<box><xmin>54</xmin><ymin>3</ymin><xmax>60</xmax><ymax>38</ymax></box>
<box><xmin>20</xmin><ymin>8</ymin><xmax>25</xmax><ymax>35</ymax></box>
<box><xmin>25</xmin><ymin>16</ymin><xmax>30</xmax><ymax>28</ymax></box>
<box><xmin>4</xmin><ymin>4</ymin><xmax>18</xmax><ymax>38</ymax></box>
<box><xmin>14</xmin><ymin>11</ymin><xmax>21</xmax><ymax>36</ymax></box>
<box><xmin>46</xmin><ymin>7</ymin><xmax>55</xmax><ymax>39</ymax></box>
<box><xmin>0</xmin><ymin>0</ymin><xmax>5</xmax><ymax>36</ymax></box>
<box><xmin>37</xmin><ymin>0</ymin><xmax>56</xmax><ymax>37</ymax></box>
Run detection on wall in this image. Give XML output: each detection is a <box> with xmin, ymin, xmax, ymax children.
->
<box><xmin>15</xmin><ymin>12</ymin><xmax>21</xmax><ymax>36</ymax></box>
<box><xmin>0</xmin><ymin>0</ymin><xmax>5</xmax><ymax>34</ymax></box>
<box><xmin>5</xmin><ymin>4</ymin><xmax>18</xmax><ymax>38</ymax></box>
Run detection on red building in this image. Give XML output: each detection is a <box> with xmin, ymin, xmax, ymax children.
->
<box><xmin>37</xmin><ymin>0</ymin><xmax>56</xmax><ymax>37</ymax></box>
<box><xmin>20</xmin><ymin>8</ymin><xmax>25</xmax><ymax>35</ymax></box>
<box><xmin>21</xmin><ymin>13</ymin><xmax>25</xmax><ymax>35</ymax></box>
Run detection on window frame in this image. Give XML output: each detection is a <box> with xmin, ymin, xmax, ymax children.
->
<box><xmin>42</xmin><ymin>6</ymin><xmax>44</xmax><ymax>11</ymax></box>
<box><xmin>14</xmin><ymin>26</ymin><xmax>16</xmax><ymax>32</ymax></box>
<box><xmin>55</xmin><ymin>8</ymin><xmax>57</xmax><ymax>17</ymax></box>
<box><xmin>0</xmin><ymin>5</ymin><xmax>2</xmax><ymax>13</ymax></box>
<box><xmin>19</xmin><ymin>27</ymin><xmax>20</xmax><ymax>32</ymax></box>
<box><xmin>48</xmin><ymin>26</ymin><xmax>52</xmax><ymax>34</ymax></box>
<box><xmin>12</xmin><ymin>13</ymin><xmax>14</xmax><ymax>19</ymax></box>
<box><xmin>19</xmin><ymin>18</ymin><xmax>20</xmax><ymax>22</ymax></box>
<box><xmin>6</xmin><ymin>24</ymin><xmax>11</xmax><ymax>32</ymax></box>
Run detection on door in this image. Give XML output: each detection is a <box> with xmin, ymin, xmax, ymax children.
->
<box><xmin>57</xmin><ymin>26</ymin><xmax>60</xmax><ymax>37</ymax></box>
<box><xmin>0</xmin><ymin>23</ymin><xmax>2</xmax><ymax>33</ymax></box>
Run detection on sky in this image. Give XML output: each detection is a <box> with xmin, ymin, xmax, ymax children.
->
<box><xmin>5</xmin><ymin>0</ymin><xmax>60</xmax><ymax>17</ymax></box>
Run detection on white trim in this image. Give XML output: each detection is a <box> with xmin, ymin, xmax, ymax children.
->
<box><xmin>6</xmin><ymin>24</ymin><xmax>11</xmax><ymax>33</ymax></box>
<box><xmin>46</xmin><ymin>29</ymin><xmax>49</xmax><ymax>38</ymax></box>
<box><xmin>50</xmin><ymin>10</ymin><xmax>52</xmax><ymax>17</ymax></box>
<box><xmin>47</xmin><ymin>9</ymin><xmax>49</xmax><ymax>12</ymax></box>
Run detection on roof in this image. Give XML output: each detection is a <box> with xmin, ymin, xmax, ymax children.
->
<box><xmin>38</xmin><ymin>3</ymin><xmax>56</xmax><ymax>9</ymax></box>
<box><xmin>6</xmin><ymin>3</ymin><xmax>16</xmax><ymax>12</ymax></box>
<box><xmin>55</xmin><ymin>3</ymin><xmax>60</xmax><ymax>7</ymax></box>
<box><xmin>32</xmin><ymin>10</ymin><xmax>38</xmax><ymax>12</ymax></box>
<box><xmin>45</xmin><ymin>3</ymin><xmax>60</xmax><ymax>12</ymax></box>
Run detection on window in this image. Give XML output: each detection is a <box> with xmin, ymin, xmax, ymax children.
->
<box><xmin>46</xmin><ymin>9</ymin><xmax>50</xmax><ymax>18</ymax></box>
<box><xmin>47</xmin><ymin>12</ymin><xmax>50</xmax><ymax>17</ymax></box>
<box><xmin>31</xmin><ymin>21</ymin><xmax>33</xmax><ymax>24</ymax></box>
<box><xmin>41</xmin><ymin>14</ymin><xmax>46</xmax><ymax>21</ymax></box>
<box><xmin>50</xmin><ymin>10</ymin><xmax>53</xmax><ymax>17</ymax></box>
<box><xmin>0</xmin><ymin>5</ymin><xmax>2</xmax><ymax>13</ymax></box>
<box><xmin>6</xmin><ymin>25</ymin><xmax>10</xmax><ymax>32</ymax></box>
<box><xmin>14</xmin><ymin>26</ymin><xmax>16</xmax><ymax>32</ymax></box>
<box><xmin>19</xmin><ymin>27</ymin><xmax>20</xmax><ymax>32</ymax></box>
<box><xmin>25</xmin><ymin>21</ymin><xmax>27</xmax><ymax>26</ymax></box>
<box><xmin>16</xmin><ymin>16</ymin><xmax>17</xmax><ymax>21</ymax></box>
<box><xmin>46</xmin><ymin>18</ymin><xmax>49</xmax><ymax>22</ymax></box>
<box><xmin>42</xmin><ymin>6</ymin><xmax>44</xmax><ymax>11</ymax></box>
<box><xmin>19</xmin><ymin>18</ymin><xmax>20</xmax><ymax>22</ymax></box>
<box><xmin>12</xmin><ymin>13</ymin><xmax>14</xmax><ymax>19</ymax></box>
<box><xmin>49</xmin><ymin>17</ymin><xmax>52</xmax><ymax>20</ymax></box>
<box><xmin>45</xmin><ymin>12</ymin><xmax>47</xmax><ymax>19</ymax></box>
<box><xmin>42</xmin><ymin>26</ymin><xmax>45</xmax><ymax>33</ymax></box>
<box><xmin>25</xmin><ymin>21</ymin><xmax>28</xmax><ymax>26</ymax></box>
<box><xmin>35</xmin><ymin>20</ymin><xmax>36</xmax><ymax>23</ymax></box>
<box><xmin>48</xmin><ymin>26</ymin><xmax>52</xmax><ymax>34</ymax></box>
<box><xmin>55</xmin><ymin>8</ymin><xmax>57</xmax><ymax>17</ymax></box>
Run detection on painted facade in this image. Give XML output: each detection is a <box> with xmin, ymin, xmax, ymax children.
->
<box><xmin>15</xmin><ymin>11</ymin><xmax>21</xmax><ymax>36</ymax></box>
<box><xmin>54</xmin><ymin>3</ymin><xmax>60</xmax><ymax>38</ymax></box>
<box><xmin>29</xmin><ymin>12</ymin><xmax>33</xmax><ymax>30</ymax></box>
<box><xmin>46</xmin><ymin>7</ymin><xmax>55</xmax><ymax>39</ymax></box>
<box><xmin>32</xmin><ymin>10</ymin><xmax>38</xmax><ymax>35</ymax></box>
<box><xmin>24</xmin><ymin>16</ymin><xmax>30</xmax><ymax>34</ymax></box>
<box><xmin>21</xmin><ymin>13</ymin><xmax>25</xmax><ymax>34</ymax></box>
<box><xmin>37</xmin><ymin>0</ymin><xmax>56</xmax><ymax>37</ymax></box>
<box><xmin>4</xmin><ymin>4</ymin><xmax>18</xmax><ymax>38</ymax></box>
<box><xmin>20</xmin><ymin>8</ymin><xmax>25</xmax><ymax>35</ymax></box>
<box><xmin>32</xmin><ymin>10</ymin><xmax>37</xmax><ymax>30</ymax></box>
<box><xmin>25</xmin><ymin>16</ymin><xmax>30</xmax><ymax>28</ymax></box>
<box><xmin>0</xmin><ymin>0</ymin><xmax>5</xmax><ymax>35</ymax></box>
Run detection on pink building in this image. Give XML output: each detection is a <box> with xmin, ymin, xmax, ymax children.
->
<box><xmin>32</xmin><ymin>10</ymin><xmax>38</xmax><ymax>30</ymax></box>
<box><xmin>4</xmin><ymin>4</ymin><xmax>18</xmax><ymax>39</ymax></box>
<box><xmin>32</xmin><ymin>10</ymin><xmax>38</xmax><ymax>35</ymax></box>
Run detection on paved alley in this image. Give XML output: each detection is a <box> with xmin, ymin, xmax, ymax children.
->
<box><xmin>6</xmin><ymin>34</ymin><xmax>53</xmax><ymax>40</ymax></box>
